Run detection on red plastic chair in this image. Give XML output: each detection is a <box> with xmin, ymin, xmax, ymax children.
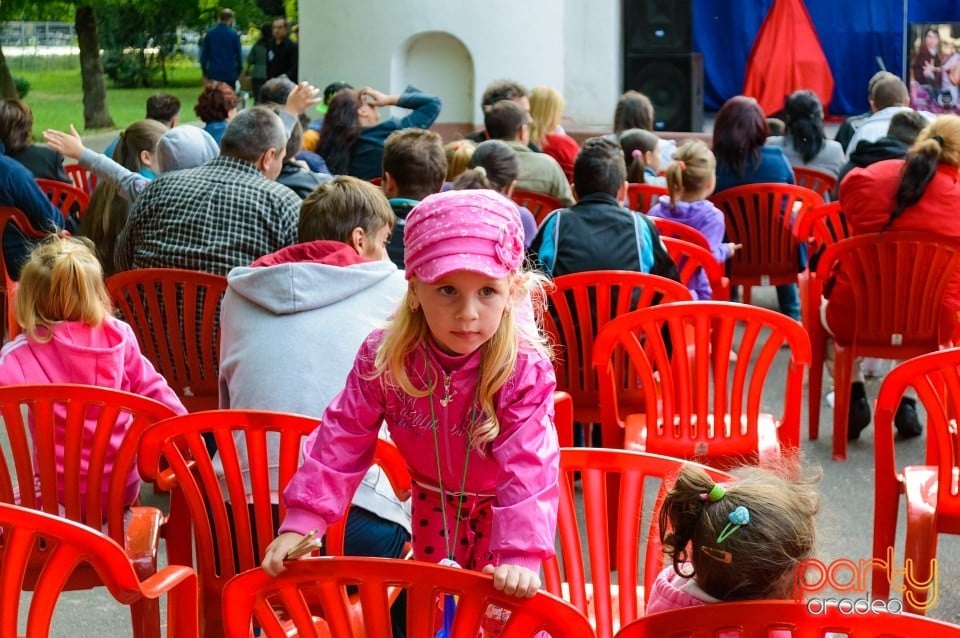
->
<box><xmin>0</xmin><ymin>384</ymin><xmax>179</xmax><ymax>638</ymax></box>
<box><xmin>615</xmin><ymin>599</ymin><xmax>960</xmax><ymax>637</ymax></box>
<box><xmin>0</xmin><ymin>206</ymin><xmax>52</xmax><ymax>341</ymax></box>
<box><xmin>872</xmin><ymin>348</ymin><xmax>960</xmax><ymax>614</ymax></box>
<box><xmin>222</xmin><ymin>557</ymin><xmax>594</xmax><ymax>638</ymax></box>
<box><xmin>625</xmin><ymin>183</ymin><xmax>668</xmax><ymax>213</ymax></box>
<box><xmin>542</xmin><ymin>449</ymin><xmax>732</xmax><ymax>638</ymax></box>
<box><xmin>709</xmin><ymin>183</ymin><xmax>823</xmax><ymax>305</ymax></box>
<box><xmin>66</xmin><ymin>163</ymin><xmax>98</xmax><ymax>195</ymax></box>
<box><xmin>106</xmin><ymin>268</ymin><xmax>227</xmax><ymax>413</ymax></box>
<box><xmin>660</xmin><ymin>236</ymin><xmax>731</xmax><ymax>301</ymax></box>
<box><xmin>511</xmin><ymin>188</ymin><xmax>563</xmax><ymax>226</ymax></box>
<box><xmin>649</xmin><ymin>216</ymin><xmax>711</xmax><ymax>252</ymax></box>
<box><xmin>593</xmin><ymin>301</ymin><xmax>811</xmax><ymax>468</ymax></box>
<box><xmin>553</xmin><ymin>390</ymin><xmax>575</xmax><ymax>448</ymax></box>
<box><xmin>793</xmin><ymin>165</ymin><xmax>838</xmax><ymax>201</ymax></box>
<box><xmin>35</xmin><ymin>177</ymin><xmax>90</xmax><ymax>220</ymax></box>
<box><xmin>137</xmin><ymin>410</ymin><xmax>412</xmax><ymax>638</ymax></box>
<box><xmin>542</xmin><ymin>270</ymin><xmax>693</xmax><ymax>448</ymax></box>
<box><xmin>0</xmin><ymin>503</ymin><xmax>198</xmax><ymax>638</ymax></box>
<box><xmin>809</xmin><ymin>232</ymin><xmax>960</xmax><ymax>461</ymax></box>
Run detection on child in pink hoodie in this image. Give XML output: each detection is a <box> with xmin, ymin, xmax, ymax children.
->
<box><xmin>0</xmin><ymin>235</ymin><xmax>186</xmax><ymax>509</ymax></box>
<box><xmin>261</xmin><ymin>190</ymin><xmax>560</xmax><ymax>615</ymax></box>
<box><xmin>647</xmin><ymin>463</ymin><xmax>819</xmax><ymax>615</ymax></box>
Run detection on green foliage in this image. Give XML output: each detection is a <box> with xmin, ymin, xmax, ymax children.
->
<box><xmin>13</xmin><ymin>76</ymin><xmax>29</xmax><ymax>98</ymax></box>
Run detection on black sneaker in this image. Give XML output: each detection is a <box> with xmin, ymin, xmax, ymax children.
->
<box><xmin>894</xmin><ymin>398</ymin><xmax>923</xmax><ymax>439</ymax></box>
<box><xmin>848</xmin><ymin>395</ymin><xmax>871</xmax><ymax>440</ymax></box>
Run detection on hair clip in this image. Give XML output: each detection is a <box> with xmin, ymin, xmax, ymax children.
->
<box><xmin>631</xmin><ymin>149</ymin><xmax>642</xmax><ymax>160</ymax></box>
<box><xmin>699</xmin><ymin>483</ymin><xmax>726</xmax><ymax>503</ymax></box>
<box><xmin>700</xmin><ymin>545</ymin><xmax>733</xmax><ymax>563</ymax></box>
<box><xmin>717</xmin><ymin>505</ymin><xmax>750</xmax><ymax>543</ymax></box>
<box><xmin>454</xmin><ymin>142</ymin><xmax>463</xmax><ymax>151</ymax></box>
<box><xmin>676</xmin><ymin>160</ymin><xmax>687</xmax><ymax>170</ymax></box>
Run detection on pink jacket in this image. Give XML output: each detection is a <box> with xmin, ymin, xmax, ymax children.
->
<box><xmin>281</xmin><ymin>329</ymin><xmax>560</xmax><ymax>573</ymax></box>
<box><xmin>0</xmin><ymin>316</ymin><xmax>187</xmax><ymax>506</ymax></box>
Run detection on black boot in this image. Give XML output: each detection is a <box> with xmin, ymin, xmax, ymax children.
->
<box><xmin>848</xmin><ymin>382</ymin><xmax>871</xmax><ymax>440</ymax></box>
<box><xmin>894</xmin><ymin>397</ymin><xmax>923</xmax><ymax>438</ymax></box>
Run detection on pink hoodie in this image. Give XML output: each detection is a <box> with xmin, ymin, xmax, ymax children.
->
<box><xmin>0</xmin><ymin>316</ymin><xmax>187</xmax><ymax>506</ymax></box>
<box><xmin>280</xmin><ymin>329</ymin><xmax>560</xmax><ymax>573</ymax></box>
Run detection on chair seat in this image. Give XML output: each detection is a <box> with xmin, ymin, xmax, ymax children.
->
<box><xmin>560</xmin><ymin>582</ymin><xmax>642</xmax><ymax>634</ymax></box>
<box><xmin>624</xmin><ymin>413</ymin><xmax>781</xmax><ymax>467</ymax></box>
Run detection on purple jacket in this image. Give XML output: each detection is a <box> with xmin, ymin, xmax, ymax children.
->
<box><xmin>280</xmin><ymin>329</ymin><xmax>560</xmax><ymax>573</ymax></box>
<box><xmin>648</xmin><ymin>197</ymin><xmax>732</xmax><ymax>300</ymax></box>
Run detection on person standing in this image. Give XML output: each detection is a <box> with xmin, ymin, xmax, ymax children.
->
<box><xmin>267</xmin><ymin>16</ymin><xmax>298</xmax><ymax>82</ymax></box>
<box><xmin>246</xmin><ymin>23</ymin><xmax>271</xmax><ymax>100</ymax></box>
<box><xmin>200</xmin><ymin>8</ymin><xmax>243</xmax><ymax>89</ymax></box>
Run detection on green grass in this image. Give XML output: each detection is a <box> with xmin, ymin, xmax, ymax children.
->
<box><xmin>14</xmin><ymin>59</ymin><xmax>204</xmax><ymax>140</ymax></box>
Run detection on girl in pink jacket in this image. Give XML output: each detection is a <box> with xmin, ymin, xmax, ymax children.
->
<box><xmin>0</xmin><ymin>235</ymin><xmax>186</xmax><ymax>510</ymax></box>
<box><xmin>647</xmin><ymin>463</ymin><xmax>819</xmax><ymax>616</ymax></box>
<box><xmin>262</xmin><ymin>190</ymin><xmax>560</xmax><ymax>603</ymax></box>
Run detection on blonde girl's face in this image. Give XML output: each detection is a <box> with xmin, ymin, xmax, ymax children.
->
<box><xmin>409</xmin><ymin>271</ymin><xmax>512</xmax><ymax>356</ymax></box>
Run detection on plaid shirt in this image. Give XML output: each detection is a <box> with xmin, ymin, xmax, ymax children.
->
<box><xmin>115</xmin><ymin>156</ymin><xmax>300</xmax><ymax>276</ymax></box>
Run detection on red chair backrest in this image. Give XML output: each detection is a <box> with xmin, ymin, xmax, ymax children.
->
<box><xmin>222</xmin><ymin>557</ymin><xmax>595</xmax><ymax>638</ymax></box>
<box><xmin>137</xmin><ymin>409</ymin><xmax>411</xmax><ymax>638</ymax></box>
<box><xmin>593</xmin><ymin>301</ymin><xmax>811</xmax><ymax>462</ymax></box>
<box><xmin>0</xmin><ymin>206</ymin><xmax>52</xmax><ymax>341</ymax></box>
<box><xmin>793</xmin><ymin>201</ymin><xmax>850</xmax><ymax>252</ymax></box>
<box><xmin>709</xmin><ymin>183</ymin><xmax>823</xmax><ymax>285</ymax></box>
<box><xmin>660</xmin><ymin>236</ymin><xmax>730</xmax><ymax>300</ymax></box>
<box><xmin>106</xmin><ymin>268</ymin><xmax>227</xmax><ymax>412</ymax></box>
<box><xmin>793</xmin><ymin>166</ymin><xmax>838</xmax><ymax>200</ymax></box>
<box><xmin>35</xmin><ymin>178</ymin><xmax>90</xmax><ymax>220</ymax></box>
<box><xmin>512</xmin><ymin>189</ymin><xmax>563</xmax><ymax>226</ymax></box>
<box><xmin>615</xmin><ymin>599</ymin><xmax>959</xmax><ymax>637</ymax></box>
<box><xmin>649</xmin><ymin>216</ymin><xmax>711</xmax><ymax>251</ymax></box>
<box><xmin>625</xmin><ymin>183</ymin><xmax>668</xmax><ymax>213</ymax></box>
<box><xmin>542</xmin><ymin>270</ymin><xmax>692</xmax><ymax>438</ymax></box>
<box><xmin>66</xmin><ymin>163</ymin><xmax>98</xmax><ymax>195</ymax></box>
<box><xmin>816</xmin><ymin>232</ymin><xmax>960</xmax><ymax>353</ymax></box>
<box><xmin>542</xmin><ymin>448</ymin><xmax>732</xmax><ymax>638</ymax></box>
<box><xmin>0</xmin><ymin>503</ymin><xmax>198</xmax><ymax>638</ymax></box>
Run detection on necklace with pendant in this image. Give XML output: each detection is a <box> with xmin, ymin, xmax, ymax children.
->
<box><xmin>439</xmin><ymin>371</ymin><xmax>455</xmax><ymax>407</ymax></box>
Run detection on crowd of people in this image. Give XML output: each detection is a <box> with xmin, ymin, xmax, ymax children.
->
<box><xmin>2</xmin><ymin>21</ymin><xmax>960</xmax><ymax>627</ymax></box>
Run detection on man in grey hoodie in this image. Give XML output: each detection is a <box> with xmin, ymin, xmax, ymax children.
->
<box><xmin>218</xmin><ymin>176</ymin><xmax>409</xmax><ymax>577</ymax></box>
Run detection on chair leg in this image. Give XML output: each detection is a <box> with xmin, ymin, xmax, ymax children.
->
<box><xmin>832</xmin><ymin>345</ymin><xmax>853</xmax><ymax>461</ymax></box>
<box><xmin>870</xmin><ymin>489</ymin><xmax>901</xmax><ymax>602</ymax></box>
<box><xmin>903</xmin><ymin>495</ymin><xmax>939</xmax><ymax>615</ymax></box>
<box><xmin>130</xmin><ymin>598</ymin><xmax>161</xmax><ymax>638</ymax></box>
<box><xmin>807</xmin><ymin>322</ymin><xmax>825</xmax><ymax>441</ymax></box>
<box><xmin>742</xmin><ymin>284</ymin><xmax>752</xmax><ymax>305</ymax></box>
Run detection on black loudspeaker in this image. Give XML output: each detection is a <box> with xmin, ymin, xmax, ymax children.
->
<box><xmin>624</xmin><ymin>53</ymin><xmax>703</xmax><ymax>132</ymax></box>
<box><xmin>623</xmin><ymin>0</ymin><xmax>692</xmax><ymax>54</ymax></box>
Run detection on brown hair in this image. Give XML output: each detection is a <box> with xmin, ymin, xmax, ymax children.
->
<box><xmin>484</xmin><ymin>100</ymin><xmax>527</xmax><ymax>141</ymax></box>
<box><xmin>614</xmin><ymin>91</ymin><xmax>655</xmax><ymax>134</ymax></box>
<box><xmin>16</xmin><ymin>235</ymin><xmax>111</xmax><ymax>342</ymax></box>
<box><xmin>619</xmin><ymin>128</ymin><xmax>660</xmax><ymax>184</ymax></box>
<box><xmin>712</xmin><ymin>95</ymin><xmax>767</xmax><ymax>177</ymax></box>
<box><xmin>382</xmin><ymin>128</ymin><xmax>446</xmax><ymax>200</ymax></box>
<box><xmin>444</xmin><ymin>140</ymin><xmax>476</xmax><ymax>182</ymax></box>
<box><xmin>0</xmin><ymin>99</ymin><xmax>33</xmax><ymax>154</ymax></box>
<box><xmin>665</xmin><ymin>140</ymin><xmax>716</xmax><ymax>206</ymax></box>
<box><xmin>658</xmin><ymin>462</ymin><xmax>820</xmax><ymax>601</ymax></box>
<box><xmin>298</xmin><ymin>175</ymin><xmax>395</xmax><ymax>244</ymax></box>
<box><xmin>194</xmin><ymin>82</ymin><xmax>239</xmax><ymax>123</ymax></box>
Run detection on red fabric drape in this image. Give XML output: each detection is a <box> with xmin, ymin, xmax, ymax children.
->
<box><xmin>742</xmin><ymin>0</ymin><xmax>835</xmax><ymax>115</ymax></box>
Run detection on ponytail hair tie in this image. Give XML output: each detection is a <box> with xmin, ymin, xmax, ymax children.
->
<box><xmin>474</xmin><ymin>166</ymin><xmax>487</xmax><ymax>178</ymax></box>
<box><xmin>631</xmin><ymin>149</ymin><xmax>642</xmax><ymax>160</ymax></box>
<box><xmin>676</xmin><ymin>160</ymin><xmax>686</xmax><ymax>171</ymax></box>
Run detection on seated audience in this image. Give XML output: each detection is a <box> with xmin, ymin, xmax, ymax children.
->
<box><xmin>103</xmin><ymin>92</ymin><xmax>181</xmax><ymax>158</ymax></box>
<box><xmin>828</xmin><ymin>115</ymin><xmax>960</xmax><ymax>440</ymax></box>
<box><xmin>845</xmin><ymin>75</ymin><xmax>918</xmax><ymax>157</ymax></box>
<box><xmin>465</xmin><ymin>79</ymin><xmax>540</xmax><ymax>151</ymax></box>
<box><xmin>318</xmin><ymin>85</ymin><xmax>441</xmax><ymax>180</ymax></box>
<box><xmin>274</xmin><ymin>108</ymin><xmax>331</xmax><ymax>199</ymax></box>
<box><xmin>257</xmin><ymin>76</ymin><xmax>328</xmax><ymax>173</ymax></box>
<box><xmin>619</xmin><ymin>128</ymin><xmax>665</xmax><ymax>187</ymax></box>
<box><xmin>528</xmin><ymin>137</ymin><xmax>678</xmax><ymax>279</ymax></box>
<box><xmin>529</xmin><ymin>86</ymin><xmax>580</xmax><ymax>181</ymax></box>
<box><xmin>381</xmin><ymin>128</ymin><xmax>447</xmax><ymax>268</ymax></box>
<box><xmin>766</xmin><ymin>90</ymin><xmax>844</xmax><ymax>177</ymax></box>
<box><xmin>611</xmin><ymin>90</ymin><xmax>675</xmax><ymax>167</ymax></box>
<box><xmin>835</xmin><ymin>71</ymin><xmax>898</xmax><ymax>153</ymax></box>
<box><xmin>0</xmin><ymin>99</ymin><xmax>69</xmax><ymax>182</ymax></box>
<box><xmin>444</xmin><ymin>139</ymin><xmax>475</xmax><ymax>185</ymax></box>
<box><xmin>837</xmin><ymin>109</ymin><xmax>927</xmax><ymax>185</ymax></box>
<box><xmin>195</xmin><ymin>82</ymin><xmax>240</xmax><ymax>145</ymax></box>
<box><xmin>485</xmin><ymin>100</ymin><xmax>574</xmax><ymax>206</ymax></box>
<box><xmin>114</xmin><ymin>106</ymin><xmax>301</xmax><ymax>275</ymax></box>
<box><xmin>451</xmin><ymin>139</ymin><xmax>538</xmax><ymax>247</ymax></box>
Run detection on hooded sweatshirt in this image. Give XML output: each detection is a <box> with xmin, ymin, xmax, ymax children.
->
<box><xmin>648</xmin><ymin>197</ymin><xmax>734</xmax><ymax>300</ymax></box>
<box><xmin>0</xmin><ymin>317</ymin><xmax>187</xmax><ymax>507</ymax></box>
<box><xmin>218</xmin><ymin>240</ymin><xmax>411</xmax><ymax>531</ymax></box>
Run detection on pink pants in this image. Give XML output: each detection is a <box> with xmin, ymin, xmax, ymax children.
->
<box><xmin>410</xmin><ymin>479</ymin><xmax>496</xmax><ymax>569</ymax></box>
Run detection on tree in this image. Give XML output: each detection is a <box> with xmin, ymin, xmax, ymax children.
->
<box><xmin>75</xmin><ymin>4</ymin><xmax>114</xmax><ymax>128</ymax></box>
<box><xmin>0</xmin><ymin>46</ymin><xmax>17</xmax><ymax>100</ymax></box>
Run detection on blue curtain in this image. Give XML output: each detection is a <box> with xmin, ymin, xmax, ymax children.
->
<box><xmin>693</xmin><ymin>0</ymin><xmax>960</xmax><ymax>115</ymax></box>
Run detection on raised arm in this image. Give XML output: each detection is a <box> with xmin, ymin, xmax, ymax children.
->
<box><xmin>44</xmin><ymin>125</ymin><xmax>149</xmax><ymax>202</ymax></box>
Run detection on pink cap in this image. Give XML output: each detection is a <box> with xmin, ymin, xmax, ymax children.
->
<box><xmin>404</xmin><ymin>189</ymin><xmax>525</xmax><ymax>283</ymax></box>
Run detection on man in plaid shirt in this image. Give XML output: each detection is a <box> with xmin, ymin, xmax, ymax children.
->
<box><xmin>115</xmin><ymin>106</ymin><xmax>301</xmax><ymax>276</ymax></box>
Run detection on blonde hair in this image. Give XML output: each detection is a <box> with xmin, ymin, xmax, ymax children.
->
<box><xmin>529</xmin><ymin>86</ymin><xmax>565</xmax><ymax>148</ymax></box>
<box><xmin>15</xmin><ymin>235</ymin><xmax>111</xmax><ymax>342</ymax></box>
<box><xmin>373</xmin><ymin>268</ymin><xmax>551</xmax><ymax>449</ymax></box>
<box><xmin>659</xmin><ymin>461</ymin><xmax>820</xmax><ymax>601</ymax></box>
<box><xmin>444</xmin><ymin>140</ymin><xmax>476</xmax><ymax>182</ymax></box>
<box><xmin>665</xmin><ymin>140</ymin><xmax>717</xmax><ymax>206</ymax></box>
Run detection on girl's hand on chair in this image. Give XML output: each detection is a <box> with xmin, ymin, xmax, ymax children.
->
<box><xmin>261</xmin><ymin>532</ymin><xmax>310</xmax><ymax>576</ymax></box>
<box><xmin>481</xmin><ymin>563</ymin><xmax>541</xmax><ymax>598</ymax></box>
<box><xmin>728</xmin><ymin>242</ymin><xmax>742</xmax><ymax>254</ymax></box>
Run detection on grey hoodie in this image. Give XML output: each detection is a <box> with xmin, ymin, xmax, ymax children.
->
<box><xmin>218</xmin><ymin>242</ymin><xmax>409</xmax><ymax>531</ymax></box>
